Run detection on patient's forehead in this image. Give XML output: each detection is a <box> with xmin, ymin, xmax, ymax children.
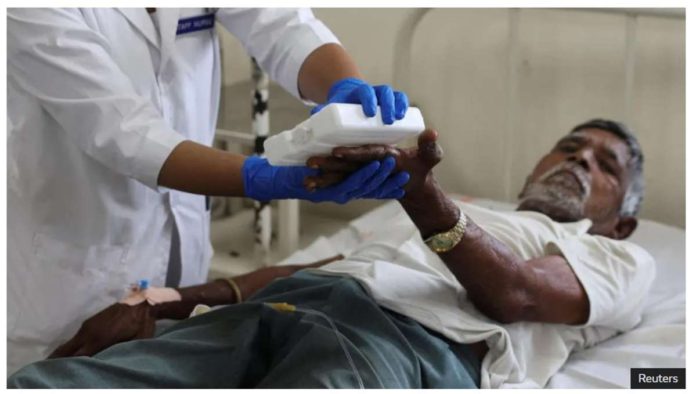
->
<box><xmin>559</xmin><ymin>128</ymin><xmax>631</xmax><ymax>167</ymax></box>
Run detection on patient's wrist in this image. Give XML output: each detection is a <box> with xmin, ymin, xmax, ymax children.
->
<box><xmin>400</xmin><ymin>175</ymin><xmax>459</xmax><ymax>238</ymax></box>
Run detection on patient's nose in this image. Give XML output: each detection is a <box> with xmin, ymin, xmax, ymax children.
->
<box><xmin>566</xmin><ymin>149</ymin><xmax>592</xmax><ymax>172</ymax></box>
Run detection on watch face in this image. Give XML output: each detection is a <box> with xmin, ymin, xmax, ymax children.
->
<box><xmin>432</xmin><ymin>237</ymin><xmax>455</xmax><ymax>251</ymax></box>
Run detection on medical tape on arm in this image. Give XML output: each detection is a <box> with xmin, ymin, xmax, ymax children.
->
<box><xmin>119</xmin><ymin>279</ymin><xmax>182</xmax><ymax>306</ymax></box>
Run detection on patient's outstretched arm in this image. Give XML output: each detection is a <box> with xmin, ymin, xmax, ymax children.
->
<box><xmin>325</xmin><ymin>130</ymin><xmax>589</xmax><ymax>326</ymax></box>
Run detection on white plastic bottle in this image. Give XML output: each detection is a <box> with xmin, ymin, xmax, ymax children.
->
<box><xmin>263</xmin><ymin>103</ymin><xmax>425</xmax><ymax>166</ymax></box>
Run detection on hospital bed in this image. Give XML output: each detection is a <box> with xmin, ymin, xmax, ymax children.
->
<box><xmin>214</xmin><ymin>8</ymin><xmax>684</xmax><ymax>266</ymax></box>
<box><xmin>272</xmin><ymin>196</ymin><xmax>685</xmax><ymax>389</ymax></box>
<box><xmin>212</xmin><ymin>9</ymin><xmax>685</xmax><ymax>386</ymax></box>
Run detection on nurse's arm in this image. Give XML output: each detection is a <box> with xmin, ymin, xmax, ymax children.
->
<box><xmin>297</xmin><ymin>43</ymin><xmax>363</xmax><ymax>104</ymax></box>
<box><xmin>215</xmin><ymin>9</ymin><xmax>356</xmax><ymax>104</ymax></box>
<box><xmin>8</xmin><ymin>9</ymin><xmax>225</xmax><ymax>192</ymax></box>
<box><xmin>157</xmin><ymin>140</ymin><xmax>247</xmax><ymax>196</ymax></box>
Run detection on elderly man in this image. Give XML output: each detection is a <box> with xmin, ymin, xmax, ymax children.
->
<box><xmin>8</xmin><ymin>119</ymin><xmax>654</xmax><ymax>389</ymax></box>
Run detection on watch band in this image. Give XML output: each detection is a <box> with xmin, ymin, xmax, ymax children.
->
<box><xmin>423</xmin><ymin>209</ymin><xmax>468</xmax><ymax>253</ymax></box>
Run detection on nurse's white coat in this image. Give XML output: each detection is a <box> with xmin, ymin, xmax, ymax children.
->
<box><xmin>7</xmin><ymin>8</ymin><xmax>338</xmax><ymax>373</ymax></box>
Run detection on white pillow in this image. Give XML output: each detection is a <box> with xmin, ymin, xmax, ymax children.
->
<box><xmin>627</xmin><ymin>219</ymin><xmax>685</xmax><ymax>297</ymax></box>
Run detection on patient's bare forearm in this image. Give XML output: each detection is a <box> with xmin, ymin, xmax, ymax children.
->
<box><xmin>151</xmin><ymin>280</ymin><xmax>237</xmax><ymax>320</ymax></box>
<box><xmin>152</xmin><ymin>255</ymin><xmax>345</xmax><ymax>320</ymax></box>
<box><xmin>440</xmin><ymin>220</ymin><xmax>530</xmax><ymax>323</ymax></box>
<box><xmin>399</xmin><ymin>176</ymin><xmax>460</xmax><ymax>238</ymax></box>
<box><xmin>400</xmin><ymin>180</ymin><xmax>529</xmax><ymax>323</ymax></box>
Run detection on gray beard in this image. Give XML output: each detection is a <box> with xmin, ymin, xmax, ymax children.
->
<box><xmin>518</xmin><ymin>164</ymin><xmax>591</xmax><ymax>222</ymax></box>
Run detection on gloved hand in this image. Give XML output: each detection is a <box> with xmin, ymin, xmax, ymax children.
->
<box><xmin>242</xmin><ymin>155</ymin><xmax>409</xmax><ymax>204</ymax></box>
<box><xmin>310</xmin><ymin>77</ymin><xmax>409</xmax><ymax>125</ymax></box>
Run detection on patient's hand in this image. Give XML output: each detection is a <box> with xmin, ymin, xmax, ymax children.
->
<box><xmin>310</xmin><ymin>129</ymin><xmax>457</xmax><ymax>238</ymax></box>
<box><xmin>305</xmin><ymin>129</ymin><xmax>443</xmax><ymax>196</ymax></box>
<box><xmin>48</xmin><ymin>302</ymin><xmax>156</xmax><ymax>359</ymax></box>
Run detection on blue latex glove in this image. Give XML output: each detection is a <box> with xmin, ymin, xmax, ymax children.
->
<box><xmin>243</xmin><ymin>156</ymin><xmax>409</xmax><ymax>204</ymax></box>
<box><xmin>310</xmin><ymin>78</ymin><xmax>409</xmax><ymax>125</ymax></box>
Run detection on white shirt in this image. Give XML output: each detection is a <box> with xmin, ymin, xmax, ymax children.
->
<box><xmin>7</xmin><ymin>7</ymin><xmax>338</xmax><ymax>374</ymax></box>
<box><xmin>313</xmin><ymin>201</ymin><xmax>655</xmax><ymax>388</ymax></box>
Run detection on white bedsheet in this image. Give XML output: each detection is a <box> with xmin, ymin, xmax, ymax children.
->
<box><xmin>276</xmin><ymin>197</ymin><xmax>685</xmax><ymax>389</ymax></box>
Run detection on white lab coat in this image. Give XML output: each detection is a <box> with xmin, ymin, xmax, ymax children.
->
<box><xmin>7</xmin><ymin>7</ymin><xmax>338</xmax><ymax>374</ymax></box>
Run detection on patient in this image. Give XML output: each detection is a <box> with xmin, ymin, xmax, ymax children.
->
<box><xmin>8</xmin><ymin>119</ymin><xmax>654</xmax><ymax>388</ymax></box>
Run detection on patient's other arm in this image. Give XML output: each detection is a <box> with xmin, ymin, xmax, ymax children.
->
<box><xmin>329</xmin><ymin>130</ymin><xmax>589</xmax><ymax>325</ymax></box>
<box><xmin>48</xmin><ymin>255</ymin><xmax>342</xmax><ymax>358</ymax></box>
<box><xmin>152</xmin><ymin>255</ymin><xmax>342</xmax><ymax>320</ymax></box>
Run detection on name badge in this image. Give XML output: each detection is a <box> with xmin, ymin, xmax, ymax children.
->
<box><xmin>176</xmin><ymin>14</ymin><xmax>215</xmax><ymax>35</ymax></box>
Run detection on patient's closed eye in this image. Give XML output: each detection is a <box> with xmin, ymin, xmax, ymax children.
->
<box><xmin>557</xmin><ymin>141</ymin><xmax>579</xmax><ymax>152</ymax></box>
<box><xmin>599</xmin><ymin>160</ymin><xmax>617</xmax><ymax>176</ymax></box>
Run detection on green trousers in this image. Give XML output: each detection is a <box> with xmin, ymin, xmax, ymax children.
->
<box><xmin>8</xmin><ymin>272</ymin><xmax>480</xmax><ymax>388</ymax></box>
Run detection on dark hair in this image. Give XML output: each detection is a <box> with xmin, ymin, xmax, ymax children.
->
<box><xmin>570</xmin><ymin>119</ymin><xmax>645</xmax><ymax>217</ymax></box>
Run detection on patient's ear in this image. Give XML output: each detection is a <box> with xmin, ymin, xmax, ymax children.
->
<box><xmin>613</xmin><ymin>216</ymin><xmax>638</xmax><ymax>240</ymax></box>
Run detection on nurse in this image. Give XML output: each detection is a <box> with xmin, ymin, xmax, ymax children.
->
<box><xmin>7</xmin><ymin>8</ymin><xmax>410</xmax><ymax>373</ymax></box>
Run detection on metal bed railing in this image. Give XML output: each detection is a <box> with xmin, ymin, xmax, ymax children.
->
<box><xmin>214</xmin><ymin>59</ymin><xmax>300</xmax><ymax>265</ymax></box>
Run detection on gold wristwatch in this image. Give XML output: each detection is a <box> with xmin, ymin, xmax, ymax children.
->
<box><xmin>423</xmin><ymin>210</ymin><xmax>468</xmax><ymax>253</ymax></box>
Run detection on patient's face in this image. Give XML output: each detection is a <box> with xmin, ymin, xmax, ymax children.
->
<box><xmin>517</xmin><ymin>128</ymin><xmax>632</xmax><ymax>233</ymax></box>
